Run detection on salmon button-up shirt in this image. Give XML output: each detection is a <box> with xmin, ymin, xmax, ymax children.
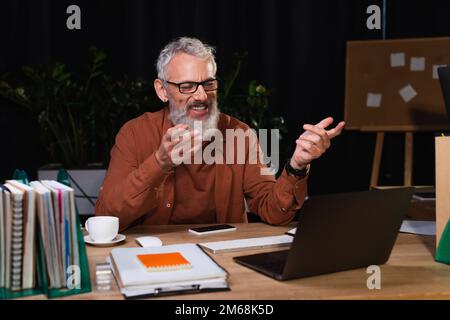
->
<box><xmin>95</xmin><ymin>107</ymin><xmax>308</xmax><ymax>230</ymax></box>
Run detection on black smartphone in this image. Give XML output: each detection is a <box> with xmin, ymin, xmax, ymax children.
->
<box><xmin>188</xmin><ymin>224</ymin><xmax>237</xmax><ymax>235</ymax></box>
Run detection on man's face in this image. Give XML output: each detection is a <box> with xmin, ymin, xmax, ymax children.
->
<box><xmin>164</xmin><ymin>53</ymin><xmax>219</xmax><ymax>131</ymax></box>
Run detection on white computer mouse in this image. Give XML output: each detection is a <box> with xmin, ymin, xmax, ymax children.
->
<box><xmin>135</xmin><ymin>236</ymin><xmax>163</xmax><ymax>247</ymax></box>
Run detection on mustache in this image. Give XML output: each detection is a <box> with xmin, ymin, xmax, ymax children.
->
<box><xmin>168</xmin><ymin>98</ymin><xmax>220</xmax><ymax>135</ymax></box>
<box><xmin>169</xmin><ymin>98</ymin><xmax>217</xmax><ymax>119</ymax></box>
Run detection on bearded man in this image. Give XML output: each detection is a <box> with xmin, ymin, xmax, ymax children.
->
<box><xmin>95</xmin><ymin>37</ymin><xmax>345</xmax><ymax>230</ymax></box>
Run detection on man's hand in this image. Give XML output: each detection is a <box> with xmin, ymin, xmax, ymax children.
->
<box><xmin>155</xmin><ymin>124</ymin><xmax>202</xmax><ymax>172</ymax></box>
<box><xmin>290</xmin><ymin>117</ymin><xmax>345</xmax><ymax>170</ymax></box>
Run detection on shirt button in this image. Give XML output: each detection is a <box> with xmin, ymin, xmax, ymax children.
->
<box><xmin>166</xmin><ymin>203</ymin><xmax>171</xmax><ymax>208</ymax></box>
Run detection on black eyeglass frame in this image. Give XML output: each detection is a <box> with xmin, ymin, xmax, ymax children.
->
<box><xmin>163</xmin><ymin>78</ymin><xmax>219</xmax><ymax>94</ymax></box>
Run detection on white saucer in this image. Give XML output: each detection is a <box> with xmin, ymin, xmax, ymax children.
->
<box><xmin>84</xmin><ymin>234</ymin><xmax>126</xmax><ymax>247</ymax></box>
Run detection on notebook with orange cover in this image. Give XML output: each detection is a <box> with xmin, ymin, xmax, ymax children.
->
<box><xmin>137</xmin><ymin>252</ymin><xmax>192</xmax><ymax>271</ymax></box>
<box><xmin>109</xmin><ymin>243</ymin><xmax>228</xmax><ymax>298</ymax></box>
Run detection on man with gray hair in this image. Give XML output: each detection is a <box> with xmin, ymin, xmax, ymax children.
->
<box><xmin>95</xmin><ymin>37</ymin><xmax>345</xmax><ymax>230</ymax></box>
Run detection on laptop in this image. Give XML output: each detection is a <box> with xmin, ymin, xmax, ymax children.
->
<box><xmin>234</xmin><ymin>187</ymin><xmax>414</xmax><ymax>281</ymax></box>
<box><xmin>438</xmin><ymin>66</ymin><xmax>450</xmax><ymax>122</ymax></box>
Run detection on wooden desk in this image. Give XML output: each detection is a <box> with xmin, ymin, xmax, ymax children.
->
<box><xmin>25</xmin><ymin>223</ymin><xmax>450</xmax><ymax>300</ymax></box>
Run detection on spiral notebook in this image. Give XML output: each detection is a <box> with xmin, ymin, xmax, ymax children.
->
<box><xmin>3</xmin><ymin>183</ymin><xmax>24</xmax><ymax>291</ymax></box>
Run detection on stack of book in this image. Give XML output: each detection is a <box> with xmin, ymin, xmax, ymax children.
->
<box><xmin>0</xmin><ymin>179</ymin><xmax>80</xmax><ymax>293</ymax></box>
<box><xmin>110</xmin><ymin>243</ymin><xmax>229</xmax><ymax>298</ymax></box>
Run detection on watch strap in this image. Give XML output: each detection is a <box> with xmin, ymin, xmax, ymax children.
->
<box><xmin>285</xmin><ymin>158</ymin><xmax>310</xmax><ymax>179</ymax></box>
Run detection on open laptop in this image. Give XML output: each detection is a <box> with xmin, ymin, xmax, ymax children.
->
<box><xmin>234</xmin><ymin>187</ymin><xmax>414</xmax><ymax>281</ymax></box>
<box><xmin>438</xmin><ymin>66</ymin><xmax>450</xmax><ymax>122</ymax></box>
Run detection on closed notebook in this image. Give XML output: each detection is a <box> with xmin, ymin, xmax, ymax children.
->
<box><xmin>4</xmin><ymin>183</ymin><xmax>24</xmax><ymax>291</ymax></box>
<box><xmin>29</xmin><ymin>181</ymin><xmax>61</xmax><ymax>288</ymax></box>
<box><xmin>5</xmin><ymin>180</ymin><xmax>36</xmax><ymax>290</ymax></box>
<box><xmin>0</xmin><ymin>187</ymin><xmax>5</xmax><ymax>288</ymax></box>
<box><xmin>110</xmin><ymin>243</ymin><xmax>227</xmax><ymax>287</ymax></box>
<box><xmin>137</xmin><ymin>252</ymin><xmax>192</xmax><ymax>272</ymax></box>
<box><xmin>2</xmin><ymin>187</ymin><xmax>11</xmax><ymax>289</ymax></box>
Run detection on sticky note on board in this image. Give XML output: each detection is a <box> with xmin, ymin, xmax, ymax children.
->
<box><xmin>390</xmin><ymin>53</ymin><xmax>405</xmax><ymax>67</ymax></box>
<box><xmin>410</xmin><ymin>57</ymin><xmax>426</xmax><ymax>71</ymax></box>
<box><xmin>399</xmin><ymin>85</ymin><xmax>417</xmax><ymax>103</ymax></box>
<box><xmin>366</xmin><ymin>93</ymin><xmax>382</xmax><ymax>107</ymax></box>
<box><xmin>433</xmin><ymin>64</ymin><xmax>447</xmax><ymax>79</ymax></box>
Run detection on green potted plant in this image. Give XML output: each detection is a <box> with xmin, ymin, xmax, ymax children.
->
<box><xmin>0</xmin><ymin>46</ymin><xmax>157</xmax><ymax>167</ymax></box>
<box><xmin>218</xmin><ymin>53</ymin><xmax>288</xmax><ymax>170</ymax></box>
<box><xmin>0</xmin><ymin>47</ymin><xmax>157</xmax><ymax>214</ymax></box>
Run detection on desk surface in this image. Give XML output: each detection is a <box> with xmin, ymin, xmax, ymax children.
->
<box><xmin>25</xmin><ymin>222</ymin><xmax>450</xmax><ymax>300</ymax></box>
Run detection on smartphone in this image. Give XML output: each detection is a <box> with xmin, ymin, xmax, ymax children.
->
<box><xmin>188</xmin><ymin>224</ymin><xmax>237</xmax><ymax>235</ymax></box>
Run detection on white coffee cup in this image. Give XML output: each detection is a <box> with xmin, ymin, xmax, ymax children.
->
<box><xmin>85</xmin><ymin>216</ymin><xmax>119</xmax><ymax>242</ymax></box>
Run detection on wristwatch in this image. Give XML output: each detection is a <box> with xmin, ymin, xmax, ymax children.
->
<box><xmin>285</xmin><ymin>158</ymin><xmax>310</xmax><ymax>179</ymax></box>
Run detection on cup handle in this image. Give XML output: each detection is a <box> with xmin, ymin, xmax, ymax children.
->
<box><xmin>85</xmin><ymin>218</ymin><xmax>90</xmax><ymax>232</ymax></box>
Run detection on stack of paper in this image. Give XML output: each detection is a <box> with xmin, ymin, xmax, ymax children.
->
<box><xmin>400</xmin><ymin>220</ymin><xmax>436</xmax><ymax>236</ymax></box>
<box><xmin>110</xmin><ymin>243</ymin><xmax>229</xmax><ymax>298</ymax></box>
<box><xmin>29</xmin><ymin>180</ymin><xmax>79</xmax><ymax>289</ymax></box>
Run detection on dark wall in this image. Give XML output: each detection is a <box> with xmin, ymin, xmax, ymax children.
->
<box><xmin>1</xmin><ymin>0</ymin><xmax>450</xmax><ymax>194</ymax></box>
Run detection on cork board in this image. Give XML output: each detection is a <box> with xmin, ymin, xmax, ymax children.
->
<box><xmin>344</xmin><ymin>37</ymin><xmax>450</xmax><ymax>132</ymax></box>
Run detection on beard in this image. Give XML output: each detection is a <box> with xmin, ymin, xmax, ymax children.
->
<box><xmin>168</xmin><ymin>98</ymin><xmax>220</xmax><ymax>140</ymax></box>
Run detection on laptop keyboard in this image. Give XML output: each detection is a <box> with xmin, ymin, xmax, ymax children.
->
<box><xmin>199</xmin><ymin>235</ymin><xmax>293</xmax><ymax>254</ymax></box>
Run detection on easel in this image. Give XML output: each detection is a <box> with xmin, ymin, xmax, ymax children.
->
<box><xmin>370</xmin><ymin>131</ymin><xmax>414</xmax><ymax>188</ymax></box>
<box><xmin>344</xmin><ymin>37</ymin><xmax>450</xmax><ymax>188</ymax></box>
<box><xmin>368</xmin><ymin>125</ymin><xmax>450</xmax><ymax>189</ymax></box>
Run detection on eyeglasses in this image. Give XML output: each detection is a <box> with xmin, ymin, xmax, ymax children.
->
<box><xmin>164</xmin><ymin>78</ymin><xmax>218</xmax><ymax>94</ymax></box>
